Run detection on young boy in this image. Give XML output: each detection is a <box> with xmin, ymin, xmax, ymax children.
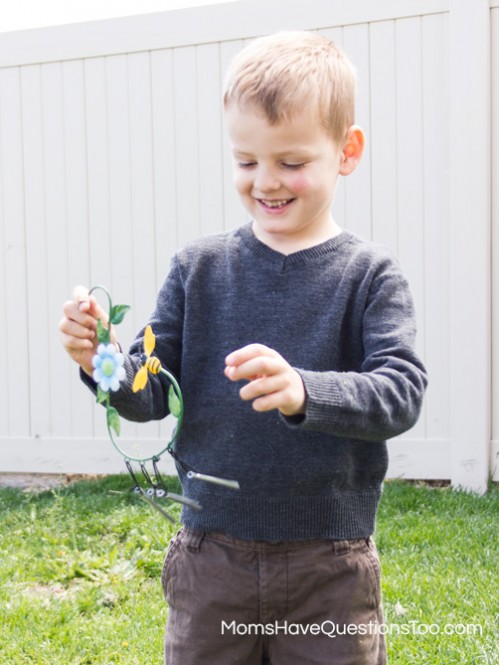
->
<box><xmin>60</xmin><ymin>31</ymin><xmax>427</xmax><ymax>665</ymax></box>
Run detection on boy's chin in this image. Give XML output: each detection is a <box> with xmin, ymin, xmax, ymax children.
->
<box><xmin>251</xmin><ymin>216</ymin><xmax>341</xmax><ymax>253</ymax></box>
<box><xmin>252</xmin><ymin>220</ymin><xmax>308</xmax><ymax>249</ymax></box>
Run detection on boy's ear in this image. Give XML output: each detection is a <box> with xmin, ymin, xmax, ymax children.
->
<box><xmin>339</xmin><ymin>126</ymin><xmax>365</xmax><ymax>175</ymax></box>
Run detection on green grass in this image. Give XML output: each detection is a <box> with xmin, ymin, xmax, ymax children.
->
<box><xmin>0</xmin><ymin>477</ymin><xmax>497</xmax><ymax>664</ymax></box>
<box><xmin>378</xmin><ymin>480</ymin><xmax>498</xmax><ymax>664</ymax></box>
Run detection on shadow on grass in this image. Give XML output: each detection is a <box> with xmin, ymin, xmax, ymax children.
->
<box><xmin>0</xmin><ymin>473</ymin><xmax>182</xmax><ymax>515</ymax></box>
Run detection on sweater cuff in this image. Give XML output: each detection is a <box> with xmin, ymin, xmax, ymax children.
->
<box><xmin>281</xmin><ymin>368</ymin><xmax>344</xmax><ymax>431</ymax></box>
<box><xmin>80</xmin><ymin>366</ymin><xmax>98</xmax><ymax>394</ymax></box>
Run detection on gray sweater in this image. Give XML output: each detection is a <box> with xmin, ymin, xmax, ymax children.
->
<box><xmin>84</xmin><ymin>223</ymin><xmax>427</xmax><ymax>540</ymax></box>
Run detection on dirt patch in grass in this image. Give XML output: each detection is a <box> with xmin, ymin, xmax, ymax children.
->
<box><xmin>0</xmin><ymin>473</ymin><xmax>103</xmax><ymax>492</ymax></box>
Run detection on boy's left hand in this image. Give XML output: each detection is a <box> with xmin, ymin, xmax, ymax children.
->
<box><xmin>224</xmin><ymin>344</ymin><xmax>306</xmax><ymax>417</ymax></box>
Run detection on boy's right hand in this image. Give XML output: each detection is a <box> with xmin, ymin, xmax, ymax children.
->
<box><xmin>59</xmin><ymin>285</ymin><xmax>116</xmax><ymax>376</ymax></box>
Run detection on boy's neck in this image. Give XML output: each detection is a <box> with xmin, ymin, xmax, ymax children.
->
<box><xmin>251</xmin><ymin>219</ymin><xmax>343</xmax><ymax>256</ymax></box>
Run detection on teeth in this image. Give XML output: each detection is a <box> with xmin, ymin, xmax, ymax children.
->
<box><xmin>261</xmin><ymin>199</ymin><xmax>290</xmax><ymax>208</ymax></box>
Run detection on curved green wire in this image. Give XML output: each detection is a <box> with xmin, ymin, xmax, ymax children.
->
<box><xmin>89</xmin><ymin>285</ymin><xmax>184</xmax><ymax>464</ymax></box>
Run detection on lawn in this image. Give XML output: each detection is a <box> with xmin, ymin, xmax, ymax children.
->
<box><xmin>0</xmin><ymin>476</ymin><xmax>497</xmax><ymax>664</ymax></box>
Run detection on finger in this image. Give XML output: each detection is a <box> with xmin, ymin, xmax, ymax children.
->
<box><xmin>73</xmin><ymin>285</ymin><xmax>90</xmax><ymax>310</ymax></box>
<box><xmin>72</xmin><ymin>285</ymin><xmax>103</xmax><ymax>320</ymax></box>
<box><xmin>225</xmin><ymin>356</ymin><xmax>282</xmax><ymax>382</ymax></box>
<box><xmin>248</xmin><ymin>382</ymin><xmax>306</xmax><ymax>416</ymax></box>
<box><xmin>225</xmin><ymin>344</ymin><xmax>277</xmax><ymax>368</ymax></box>
<box><xmin>59</xmin><ymin>316</ymin><xmax>96</xmax><ymax>341</ymax></box>
<box><xmin>62</xmin><ymin>300</ymin><xmax>98</xmax><ymax>333</ymax></box>
<box><xmin>251</xmin><ymin>392</ymin><xmax>283</xmax><ymax>413</ymax></box>
<box><xmin>60</xmin><ymin>331</ymin><xmax>95</xmax><ymax>352</ymax></box>
<box><xmin>239</xmin><ymin>374</ymin><xmax>284</xmax><ymax>401</ymax></box>
<box><xmin>240</xmin><ymin>369</ymin><xmax>306</xmax><ymax>416</ymax></box>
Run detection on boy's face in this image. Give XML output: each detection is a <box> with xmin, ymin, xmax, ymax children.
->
<box><xmin>226</xmin><ymin>103</ymin><xmax>346</xmax><ymax>252</ymax></box>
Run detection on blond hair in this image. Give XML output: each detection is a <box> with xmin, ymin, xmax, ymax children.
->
<box><xmin>223</xmin><ymin>31</ymin><xmax>356</xmax><ymax>143</ymax></box>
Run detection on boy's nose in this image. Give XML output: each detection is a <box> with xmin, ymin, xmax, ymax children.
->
<box><xmin>253</xmin><ymin>167</ymin><xmax>280</xmax><ymax>193</ymax></box>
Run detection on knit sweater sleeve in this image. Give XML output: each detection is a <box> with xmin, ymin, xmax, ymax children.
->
<box><xmin>286</xmin><ymin>254</ymin><xmax>427</xmax><ymax>442</ymax></box>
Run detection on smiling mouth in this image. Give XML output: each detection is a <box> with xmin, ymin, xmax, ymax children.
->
<box><xmin>258</xmin><ymin>198</ymin><xmax>295</xmax><ymax>209</ymax></box>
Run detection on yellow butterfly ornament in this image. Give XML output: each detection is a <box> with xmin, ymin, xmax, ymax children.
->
<box><xmin>132</xmin><ymin>325</ymin><xmax>162</xmax><ymax>392</ymax></box>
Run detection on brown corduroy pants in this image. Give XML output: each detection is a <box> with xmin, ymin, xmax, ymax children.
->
<box><xmin>162</xmin><ymin>527</ymin><xmax>387</xmax><ymax>665</ymax></box>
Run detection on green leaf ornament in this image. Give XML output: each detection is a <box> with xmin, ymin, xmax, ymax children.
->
<box><xmin>96</xmin><ymin>318</ymin><xmax>110</xmax><ymax>344</ymax></box>
<box><xmin>96</xmin><ymin>385</ymin><xmax>109</xmax><ymax>405</ymax></box>
<box><xmin>110</xmin><ymin>304</ymin><xmax>131</xmax><ymax>325</ymax></box>
<box><xmin>107</xmin><ymin>406</ymin><xmax>121</xmax><ymax>437</ymax></box>
<box><xmin>168</xmin><ymin>385</ymin><xmax>182</xmax><ymax>418</ymax></box>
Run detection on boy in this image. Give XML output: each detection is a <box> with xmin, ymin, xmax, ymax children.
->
<box><xmin>60</xmin><ymin>31</ymin><xmax>427</xmax><ymax>665</ymax></box>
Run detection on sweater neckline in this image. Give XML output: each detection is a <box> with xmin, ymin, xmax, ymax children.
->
<box><xmin>238</xmin><ymin>222</ymin><xmax>353</xmax><ymax>269</ymax></box>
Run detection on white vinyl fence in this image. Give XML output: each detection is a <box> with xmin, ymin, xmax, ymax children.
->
<box><xmin>0</xmin><ymin>0</ymin><xmax>496</xmax><ymax>492</ymax></box>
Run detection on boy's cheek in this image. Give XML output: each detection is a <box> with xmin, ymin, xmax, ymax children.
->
<box><xmin>286</xmin><ymin>172</ymin><xmax>310</xmax><ymax>194</ymax></box>
<box><xmin>232</xmin><ymin>172</ymin><xmax>249</xmax><ymax>194</ymax></box>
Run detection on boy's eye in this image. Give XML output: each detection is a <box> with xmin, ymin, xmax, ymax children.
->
<box><xmin>282</xmin><ymin>162</ymin><xmax>306</xmax><ymax>170</ymax></box>
<box><xmin>237</xmin><ymin>161</ymin><xmax>256</xmax><ymax>169</ymax></box>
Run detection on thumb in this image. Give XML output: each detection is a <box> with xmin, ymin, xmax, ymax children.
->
<box><xmin>87</xmin><ymin>295</ymin><xmax>103</xmax><ymax>320</ymax></box>
<box><xmin>73</xmin><ymin>285</ymin><xmax>103</xmax><ymax>321</ymax></box>
<box><xmin>73</xmin><ymin>285</ymin><xmax>91</xmax><ymax>312</ymax></box>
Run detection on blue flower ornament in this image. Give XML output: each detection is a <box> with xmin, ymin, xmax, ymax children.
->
<box><xmin>92</xmin><ymin>343</ymin><xmax>126</xmax><ymax>392</ymax></box>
